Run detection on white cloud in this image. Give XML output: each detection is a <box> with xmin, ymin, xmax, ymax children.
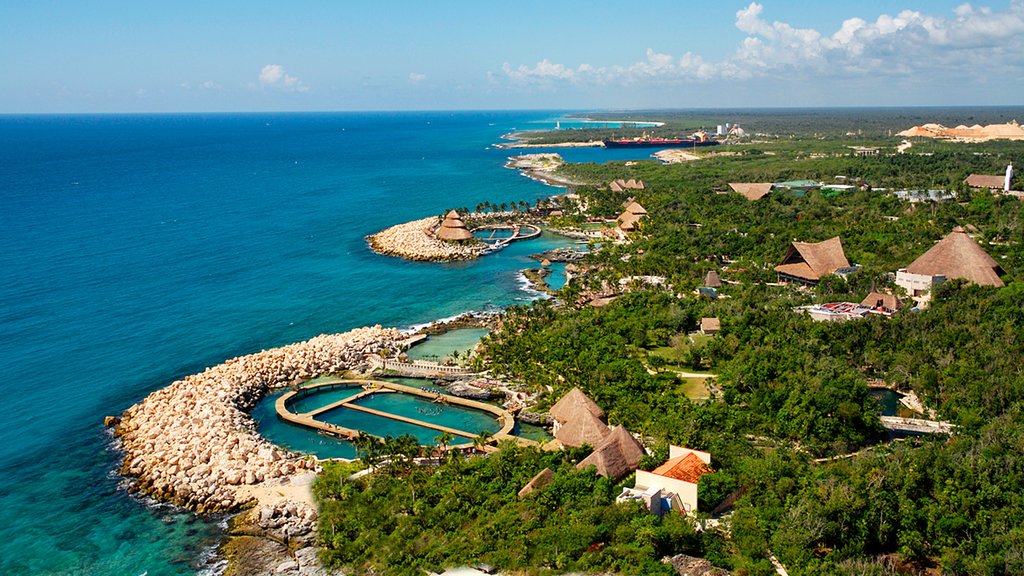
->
<box><xmin>501</xmin><ymin>1</ymin><xmax>1024</xmax><ymax>87</ymax></box>
<box><xmin>408</xmin><ymin>72</ymin><xmax>427</xmax><ymax>83</ymax></box>
<box><xmin>258</xmin><ymin>64</ymin><xmax>308</xmax><ymax>93</ymax></box>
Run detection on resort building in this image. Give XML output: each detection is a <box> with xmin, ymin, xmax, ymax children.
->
<box><xmin>774</xmin><ymin>237</ymin><xmax>850</xmax><ymax>286</ymax></box>
<box><xmin>861</xmin><ymin>291</ymin><xmax>902</xmax><ymax>314</ymax></box>
<box><xmin>703</xmin><ymin>270</ymin><xmax>722</xmax><ymax>288</ymax></box>
<box><xmin>576</xmin><ymin>425</ymin><xmax>647</xmax><ymax>481</ymax></box>
<box><xmin>610</xmin><ymin>179</ymin><xmax>646</xmax><ymax>192</ymax></box>
<box><xmin>700</xmin><ymin>317</ymin><xmax>720</xmax><ymax>335</ymax></box>
<box><xmin>617</xmin><ymin>201</ymin><xmax>648</xmax><ymax>232</ymax></box>
<box><xmin>617</xmin><ymin>445</ymin><xmax>712</xmax><ymax>514</ymax></box>
<box><xmin>436</xmin><ymin>210</ymin><xmax>474</xmax><ymax>242</ymax></box>
<box><xmin>892</xmin><ymin>189</ymin><xmax>956</xmax><ymax>203</ymax></box>
<box><xmin>728</xmin><ymin>182</ymin><xmax>772</xmax><ymax>201</ymax></box>
<box><xmin>896</xmin><ymin>227</ymin><xmax>1004</xmax><ymax>306</ymax></box>
<box><xmin>772</xmin><ymin>180</ymin><xmax>821</xmax><ymax>196</ymax></box>
<box><xmin>965</xmin><ymin>166</ymin><xmax>1013</xmax><ymax>193</ymax></box>
<box><xmin>549</xmin><ymin>388</ymin><xmax>610</xmax><ymax>448</ymax></box>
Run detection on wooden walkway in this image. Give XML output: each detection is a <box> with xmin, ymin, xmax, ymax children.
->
<box><xmin>276</xmin><ymin>379</ymin><xmax>533</xmax><ymax>449</ymax></box>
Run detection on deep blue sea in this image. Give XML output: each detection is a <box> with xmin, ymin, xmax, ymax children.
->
<box><xmin>0</xmin><ymin>111</ymin><xmax>655</xmax><ymax>575</ymax></box>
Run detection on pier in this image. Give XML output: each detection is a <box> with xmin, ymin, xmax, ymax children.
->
<box><xmin>275</xmin><ymin>379</ymin><xmax>533</xmax><ymax>449</ymax></box>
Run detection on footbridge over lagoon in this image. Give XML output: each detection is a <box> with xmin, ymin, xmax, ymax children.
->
<box><xmin>275</xmin><ymin>379</ymin><xmax>534</xmax><ymax>450</ymax></box>
<box><xmin>880</xmin><ymin>416</ymin><xmax>956</xmax><ymax>435</ymax></box>
<box><xmin>472</xmin><ymin>223</ymin><xmax>542</xmax><ymax>253</ymax></box>
<box><xmin>368</xmin><ymin>355</ymin><xmax>474</xmax><ymax>378</ymax></box>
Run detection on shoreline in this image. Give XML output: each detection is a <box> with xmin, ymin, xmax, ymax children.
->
<box><xmin>113</xmin><ymin>325</ymin><xmax>407</xmax><ymax>513</ymax></box>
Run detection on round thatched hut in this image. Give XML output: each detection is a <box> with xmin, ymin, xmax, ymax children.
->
<box><xmin>436</xmin><ymin>210</ymin><xmax>474</xmax><ymax>242</ymax></box>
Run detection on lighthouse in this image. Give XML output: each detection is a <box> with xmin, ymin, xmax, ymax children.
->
<box><xmin>1006</xmin><ymin>164</ymin><xmax>1014</xmax><ymax>192</ymax></box>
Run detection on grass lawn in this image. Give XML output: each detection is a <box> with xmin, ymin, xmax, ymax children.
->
<box><xmin>648</xmin><ymin>332</ymin><xmax>712</xmax><ymax>364</ymax></box>
<box><xmin>678</xmin><ymin>377</ymin><xmax>711</xmax><ymax>400</ymax></box>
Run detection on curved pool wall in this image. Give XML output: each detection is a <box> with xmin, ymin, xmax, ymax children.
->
<box><xmin>254</xmin><ymin>378</ymin><xmax>527</xmax><ymax>458</ymax></box>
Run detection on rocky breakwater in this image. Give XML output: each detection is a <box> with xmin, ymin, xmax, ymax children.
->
<box><xmin>367</xmin><ymin>216</ymin><xmax>485</xmax><ymax>262</ymax></box>
<box><xmin>115</xmin><ymin>325</ymin><xmax>406</xmax><ymax>513</ymax></box>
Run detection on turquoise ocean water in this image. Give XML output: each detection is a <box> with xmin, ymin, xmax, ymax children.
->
<box><xmin>0</xmin><ymin>111</ymin><xmax>650</xmax><ymax>575</ymax></box>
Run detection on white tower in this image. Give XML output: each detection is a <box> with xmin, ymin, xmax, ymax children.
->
<box><xmin>1006</xmin><ymin>164</ymin><xmax>1014</xmax><ymax>192</ymax></box>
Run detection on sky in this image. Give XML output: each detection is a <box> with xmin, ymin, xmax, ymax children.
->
<box><xmin>1</xmin><ymin>0</ymin><xmax>1023</xmax><ymax>112</ymax></box>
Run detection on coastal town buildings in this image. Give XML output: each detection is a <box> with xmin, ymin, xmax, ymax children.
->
<box><xmin>896</xmin><ymin>227</ymin><xmax>1004</xmax><ymax>306</ymax></box>
<box><xmin>617</xmin><ymin>445</ymin><xmax>712</xmax><ymax>514</ymax></box>
<box><xmin>774</xmin><ymin>237</ymin><xmax>850</xmax><ymax>286</ymax></box>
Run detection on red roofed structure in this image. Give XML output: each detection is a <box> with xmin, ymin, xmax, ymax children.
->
<box><xmin>618</xmin><ymin>446</ymin><xmax>712</xmax><ymax>514</ymax></box>
<box><xmin>652</xmin><ymin>452</ymin><xmax>713</xmax><ymax>484</ymax></box>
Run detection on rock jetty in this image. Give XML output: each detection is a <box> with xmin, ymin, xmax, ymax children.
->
<box><xmin>367</xmin><ymin>216</ymin><xmax>486</xmax><ymax>262</ymax></box>
<box><xmin>116</xmin><ymin>325</ymin><xmax>406</xmax><ymax>513</ymax></box>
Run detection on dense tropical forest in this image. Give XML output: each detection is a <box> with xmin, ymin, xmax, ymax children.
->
<box><xmin>317</xmin><ymin>111</ymin><xmax>1024</xmax><ymax>575</ymax></box>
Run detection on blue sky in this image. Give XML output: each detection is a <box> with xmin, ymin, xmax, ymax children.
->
<box><xmin>2</xmin><ymin>1</ymin><xmax>1022</xmax><ymax>112</ymax></box>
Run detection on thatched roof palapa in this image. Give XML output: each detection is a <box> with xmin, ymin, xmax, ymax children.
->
<box><xmin>517</xmin><ymin>467</ymin><xmax>555</xmax><ymax>499</ymax></box>
<box><xmin>700</xmin><ymin>317</ymin><xmax>721</xmax><ymax>333</ymax></box>
<box><xmin>617</xmin><ymin>201</ymin><xmax>648</xmax><ymax>232</ymax></box>
<box><xmin>861</xmin><ymin>291</ymin><xmax>902</xmax><ymax>311</ymax></box>
<box><xmin>554</xmin><ymin>409</ymin><xmax>610</xmax><ymax>448</ymax></box>
<box><xmin>610</xmin><ymin>179</ymin><xmax>645</xmax><ymax>192</ymax></box>
<box><xmin>728</xmin><ymin>182</ymin><xmax>772</xmax><ymax>201</ymax></box>
<box><xmin>964</xmin><ymin>174</ymin><xmax>1006</xmax><ymax>190</ymax></box>
<box><xmin>703</xmin><ymin>270</ymin><xmax>722</xmax><ymax>288</ymax></box>
<box><xmin>774</xmin><ymin>236</ymin><xmax>850</xmax><ymax>282</ymax></box>
<box><xmin>905</xmin><ymin>227</ymin><xmax>1004</xmax><ymax>287</ymax></box>
<box><xmin>549</xmin><ymin>387</ymin><xmax>604</xmax><ymax>423</ymax></box>
<box><xmin>575</xmin><ymin>426</ymin><xmax>647</xmax><ymax>480</ymax></box>
<box><xmin>436</xmin><ymin>210</ymin><xmax>474</xmax><ymax>242</ymax></box>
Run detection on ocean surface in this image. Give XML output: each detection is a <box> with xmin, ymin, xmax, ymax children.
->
<box><xmin>0</xmin><ymin>111</ymin><xmax>648</xmax><ymax>575</ymax></box>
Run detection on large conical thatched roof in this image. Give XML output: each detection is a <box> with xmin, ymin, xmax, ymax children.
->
<box><xmin>549</xmin><ymin>388</ymin><xmax>604</xmax><ymax>423</ymax></box>
<box><xmin>616</xmin><ymin>201</ymin><xmax>648</xmax><ymax>232</ymax></box>
<box><xmin>774</xmin><ymin>236</ymin><xmax>850</xmax><ymax>281</ymax></box>
<box><xmin>436</xmin><ymin>211</ymin><xmax>473</xmax><ymax>242</ymax></box>
<box><xmin>575</xmin><ymin>426</ymin><xmax>647</xmax><ymax>480</ymax></box>
<box><xmin>728</xmin><ymin>182</ymin><xmax>772</xmax><ymax>201</ymax></box>
<box><xmin>905</xmin><ymin>227</ymin><xmax>1004</xmax><ymax>287</ymax></box>
<box><xmin>517</xmin><ymin>467</ymin><xmax>555</xmax><ymax>499</ymax></box>
<box><xmin>555</xmin><ymin>409</ymin><xmax>610</xmax><ymax>448</ymax></box>
<box><xmin>704</xmin><ymin>270</ymin><xmax>722</xmax><ymax>288</ymax></box>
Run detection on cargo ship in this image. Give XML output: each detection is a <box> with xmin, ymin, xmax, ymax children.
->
<box><xmin>603</xmin><ymin>130</ymin><xmax>720</xmax><ymax>149</ymax></box>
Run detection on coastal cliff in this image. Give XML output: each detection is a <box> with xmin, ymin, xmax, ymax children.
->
<box><xmin>115</xmin><ymin>325</ymin><xmax>406</xmax><ymax>513</ymax></box>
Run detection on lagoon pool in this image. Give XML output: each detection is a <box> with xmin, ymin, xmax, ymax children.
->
<box><xmin>406</xmin><ymin>328</ymin><xmax>490</xmax><ymax>362</ymax></box>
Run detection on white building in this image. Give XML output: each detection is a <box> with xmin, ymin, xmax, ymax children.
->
<box><xmin>617</xmin><ymin>446</ymin><xmax>712</xmax><ymax>514</ymax></box>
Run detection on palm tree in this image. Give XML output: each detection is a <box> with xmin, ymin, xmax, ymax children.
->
<box><xmin>472</xmin><ymin>430</ymin><xmax>494</xmax><ymax>452</ymax></box>
<box><xmin>353</xmin><ymin>432</ymin><xmax>382</xmax><ymax>468</ymax></box>
<box><xmin>434</xmin><ymin>431</ymin><xmax>455</xmax><ymax>457</ymax></box>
